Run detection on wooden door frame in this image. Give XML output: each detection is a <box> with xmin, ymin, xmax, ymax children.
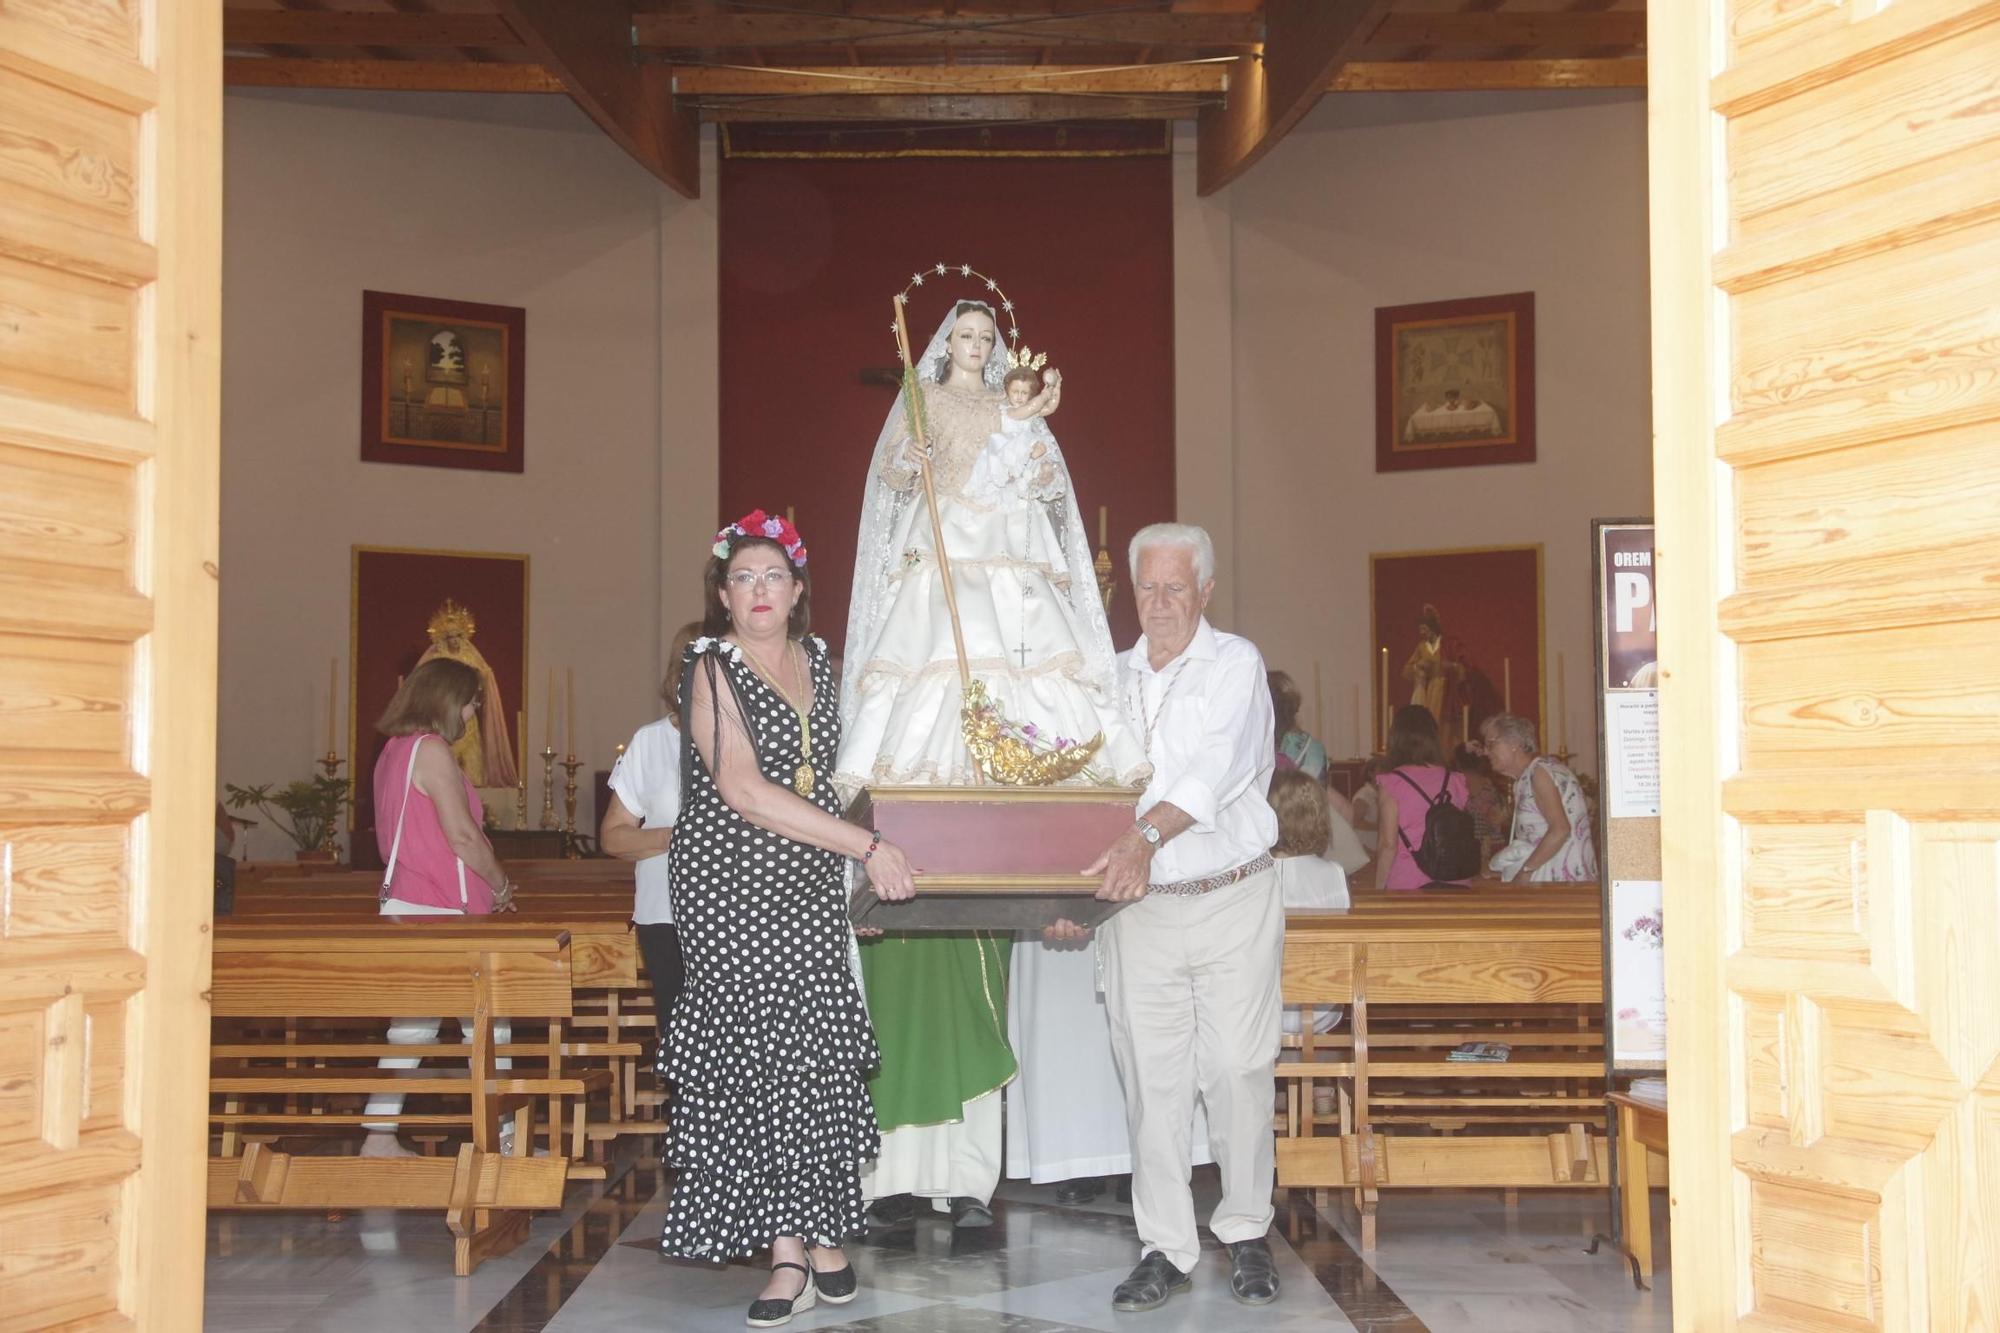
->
<box><xmin>1647</xmin><ymin>4</ymin><xmax>1734</xmax><ymax>1327</ymax></box>
<box><xmin>133</xmin><ymin>2</ymin><xmax>225</xmax><ymax>1321</ymax></box>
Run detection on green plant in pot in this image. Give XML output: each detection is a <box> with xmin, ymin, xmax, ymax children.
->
<box><xmin>224</xmin><ymin>776</ymin><xmax>352</xmax><ymax>861</ymax></box>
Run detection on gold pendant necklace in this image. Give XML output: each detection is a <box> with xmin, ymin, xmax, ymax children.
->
<box><xmin>744</xmin><ymin>639</ymin><xmax>815</xmax><ymax>796</ymax></box>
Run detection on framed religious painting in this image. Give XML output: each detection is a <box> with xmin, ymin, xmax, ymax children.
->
<box><xmin>349</xmin><ymin>546</ymin><xmax>530</xmax><ymax>869</ymax></box>
<box><xmin>360</xmin><ymin>290</ymin><xmax>526</xmax><ymax>473</ymax></box>
<box><xmin>1374</xmin><ymin>291</ymin><xmax>1535</xmax><ymax>473</ymax></box>
<box><xmin>1369</xmin><ymin>544</ymin><xmax>1544</xmax><ymax>757</ymax></box>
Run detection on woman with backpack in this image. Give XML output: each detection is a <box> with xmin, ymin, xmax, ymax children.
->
<box><xmin>1371</xmin><ymin>705</ymin><xmax>1479</xmax><ymax>891</ymax></box>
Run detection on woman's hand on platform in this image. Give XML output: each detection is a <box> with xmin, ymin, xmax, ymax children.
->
<box><xmin>854</xmin><ymin>925</ymin><xmax>885</xmax><ymax>938</ymax></box>
<box><xmin>1043</xmin><ymin>918</ymin><xmax>1092</xmax><ymax>945</ymax></box>
<box><xmin>864</xmin><ymin>839</ymin><xmax>917</xmax><ymax>901</ymax></box>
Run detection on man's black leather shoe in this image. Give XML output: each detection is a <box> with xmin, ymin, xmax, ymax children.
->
<box><xmin>948</xmin><ymin>1196</ymin><xmax>994</xmax><ymax>1228</ymax></box>
<box><xmin>1110</xmin><ymin>1251</ymin><xmax>1190</xmax><ymax>1312</ymax></box>
<box><xmin>1055</xmin><ymin>1176</ymin><xmax>1104</xmax><ymax>1205</ymax></box>
<box><xmin>1227</xmin><ymin>1237</ymin><xmax>1279</xmax><ymax>1305</ymax></box>
<box><xmin>864</xmin><ymin>1193</ymin><xmax>918</xmax><ymax>1228</ymax></box>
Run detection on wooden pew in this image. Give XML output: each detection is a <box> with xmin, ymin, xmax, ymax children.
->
<box><xmin>207</xmin><ymin>927</ymin><xmax>579</xmax><ymax>1274</ymax></box>
<box><xmin>1277</xmin><ymin>882</ymin><xmax>1621</xmax><ymax>1250</ymax></box>
<box><xmin>228</xmin><ymin>871</ymin><xmax>672</xmax><ymax>1153</ymax></box>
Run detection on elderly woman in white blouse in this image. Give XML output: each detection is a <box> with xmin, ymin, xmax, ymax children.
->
<box><xmin>1479</xmin><ymin>713</ymin><xmax>1598</xmax><ymax>883</ymax></box>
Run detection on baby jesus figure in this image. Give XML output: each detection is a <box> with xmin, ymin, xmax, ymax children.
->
<box><xmin>963</xmin><ymin>351</ymin><xmax>1063</xmax><ymax>509</ymax></box>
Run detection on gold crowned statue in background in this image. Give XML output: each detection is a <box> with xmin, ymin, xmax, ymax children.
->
<box><xmin>1402</xmin><ymin>602</ymin><xmax>1465</xmax><ymax>749</ymax></box>
<box><xmin>417</xmin><ymin>599</ymin><xmax>519</xmax><ymax>788</ymax></box>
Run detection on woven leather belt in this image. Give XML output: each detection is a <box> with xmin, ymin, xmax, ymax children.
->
<box><xmin>1147</xmin><ymin>852</ymin><xmax>1275</xmax><ymax>898</ymax></box>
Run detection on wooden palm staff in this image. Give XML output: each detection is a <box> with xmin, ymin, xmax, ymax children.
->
<box><xmin>892</xmin><ymin>294</ymin><xmax>974</xmax><ymax>693</ymax></box>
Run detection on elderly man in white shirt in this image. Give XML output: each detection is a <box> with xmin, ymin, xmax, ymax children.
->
<box><xmin>1078</xmin><ymin>521</ymin><xmax>1283</xmax><ymax>1313</ymax></box>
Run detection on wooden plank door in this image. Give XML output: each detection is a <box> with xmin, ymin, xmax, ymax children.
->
<box><xmin>1651</xmin><ymin>2</ymin><xmax>2000</xmax><ymax>1329</ymax></box>
<box><xmin>0</xmin><ymin>1</ymin><xmax>220</xmax><ymax>1326</ymax></box>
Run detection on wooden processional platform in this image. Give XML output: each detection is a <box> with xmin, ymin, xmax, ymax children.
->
<box><xmin>846</xmin><ymin>785</ymin><xmax>1140</xmax><ymax>930</ymax></box>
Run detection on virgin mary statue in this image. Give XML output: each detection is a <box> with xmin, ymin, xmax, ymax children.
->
<box><xmin>835</xmin><ymin>294</ymin><xmax>1148</xmax><ymax>1220</ymax></box>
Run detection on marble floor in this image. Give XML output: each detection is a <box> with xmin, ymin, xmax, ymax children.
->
<box><xmin>204</xmin><ymin>1156</ymin><xmax>1672</xmax><ymax>1332</ymax></box>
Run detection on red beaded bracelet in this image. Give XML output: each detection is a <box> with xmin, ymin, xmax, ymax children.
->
<box><xmin>863</xmin><ymin>829</ymin><xmax>883</xmax><ymax>861</ymax></box>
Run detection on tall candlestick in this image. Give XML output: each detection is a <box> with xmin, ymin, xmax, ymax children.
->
<box><xmin>1504</xmin><ymin>657</ymin><xmax>1513</xmax><ymax>713</ymax></box>
<box><xmin>515</xmin><ymin>709</ymin><xmax>528</xmax><ymax>829</ymax></box>
<box><xmin>1378</xmin><ymin>646</ymin><xmax>1390</xmax><ymax>750</ymax></box>
<box><xmin>1350</xmin><ymin>684</ymin><xmax>1360</xmax><ymax>758</ymax></box>
<box><xmin>326</xmin><ymin>657</ymin><xmax>337</xmax><ymax>753</ymax></box>
<box><xmin>1556</xmin><ymin>652</ymin><xmax>1568</xmax><ymax>751</ymax></box>
<box><xmin>565</xmin><ymin>667</ymin><xmax>576</xmax><ymax>755</ymax></box>
<box><xmin>1098</xmin><ymin>505</ymin><xmax>1108</xmax><ymax>549</ymax></box>
<box><xmin>1312</xmin><ymin>660</ymin><xmax>1324</xmax><ymax>742</ymax></box>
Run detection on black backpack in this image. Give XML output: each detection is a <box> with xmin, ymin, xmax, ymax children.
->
<box><xmin>1390</xmin><ymin>769</ymin><xmax>1481</xmax><ymax>882</ymax></box>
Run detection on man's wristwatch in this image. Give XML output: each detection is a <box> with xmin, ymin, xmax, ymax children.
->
<box><xmin>1134</xmin><ymin>817</ymin><xmax>1162</xmax><ymax>847</ymax></box>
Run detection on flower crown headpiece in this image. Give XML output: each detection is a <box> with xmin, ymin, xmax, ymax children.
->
<box><xmin>714</xmin><ymin>508</ymin><xmax>808</xmax><ymax>568</ymax></box>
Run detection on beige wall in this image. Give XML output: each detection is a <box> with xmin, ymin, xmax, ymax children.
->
<box><xmin>218</xmin><ymin>89</ymin><xmax>1647</xmax><ymax>858</ymax></box>
<box><xmin>220</xmin><ymin>91</ymin><xmax>716</xmax><ymax>858</ymax></box>
<box><xmin>1175</xmin><ymin>93</ymin><xmax>1653</xmax><ymax>766</ymax></box>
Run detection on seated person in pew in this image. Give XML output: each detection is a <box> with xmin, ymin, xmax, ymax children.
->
<box><xmin>1478</xmin><ymin>712</ymin><xmax>1599</xmax><ymax>883</ymax></box>
<box><xmin>602</xmin><ymin>620</ymin><xmax>702</xmax><ymax>1051</ymax></box>
<box><xmin>1371</xmin><ymin>706</ymin><xmax>1476</xmax><ymax>892</ymax></box>
<box><xmin>1317</xmin><ymin>780</ymin><xmax>1371</xmax><ymax>877</ymax></box>
<box><xmin>1348</xmin><ymin>757</ymin><xmax>1382</xmax><ymax>855</ymax></box>
<box><xmin>1266</xmin><ymin>770</ymin><xmax>1347</xmax><ymax>1037</ymax></box>
<box><xmin>361</xmin><ymin>659</ymin><xmax>519</xmax><ymax>1160</ymax></box>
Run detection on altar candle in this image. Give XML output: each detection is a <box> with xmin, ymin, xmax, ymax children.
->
<box><xmin>1098</xmin><ymin>505</ymin><xmax>1108</xmax><ymax>550</ymax></box>
<box><xmin>517</xmin><ymin>709</ymin><xmax>527</xmax><ymax>775</ymax></box>
<box><xmin>566</xmin><ymin>668</ymin><xmax>576</xmax><ymax>757</ymax></box>
<box><xmin>326</xmin><ymin>657</ymin><xmax>337</xmax><ymax>753</ymax></box>
<box><xmin>1312</xmin><ymin>660</ymin><xmax>1324</xmax><ymax>741</ymax></box>
<box><xmin>1504</xmin><ymin>657</ymin><xmax>1513</xmax><ymax>713</ymax></box>
<box><xmin>1379</xmin><ymin>646</ymin><xmax>1390</xmax><ymax>748</ymax></box>
<box><xmin>786</xmin><ymin>505</ymin><xmax>795</xmax><ymax>526</ymax></box>
<box><xmin>1557</xmin><ymin>653</ymin><xmax>1568</xmax><ymax>750</ymax></box>
<box><xmin>1462</xmin><ymin>703</ymin><xmax>1471</xmax><ymax>745</ymax></box>
<box><xmin>1350</xmin><ymin>685</ymin><xmax>1360</xmax><ymax>757</ymax></box>
<box><xmin>546</xmin><ymin>668</ymin><xmax>556</xmax><ymax>750</ymax></box>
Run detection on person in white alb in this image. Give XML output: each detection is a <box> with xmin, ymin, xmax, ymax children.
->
<box><xmin>1077</xmin><ymin>522</ymin><xmax>1283</xmax><ymax>1313</ymax></box>
<box><xmin>600</xmin><ymin>621</ymin><xmax>702</xmax><ymax>1048</ymax></box>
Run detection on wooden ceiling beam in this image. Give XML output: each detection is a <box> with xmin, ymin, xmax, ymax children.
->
<box><xmin>1364</xmin><ymin>11</ymin><xmax>1645</xmax><ymax>50</ymax></box>
<box><xmin>223</xmin><ymin>58</ymin><xmax>566</xmax><ymax>94</ymax></box>
<box><xmin>696</xmin><ymin>92</ymin><xmax>1202</xmax><ymax>122</ymax></box>
<box><xmin>223</xmin><ymin>12</ymin><xmax>521</xmax><ymax>52</ymax></box>
<box><xmin>495</xmin><ymin>0</ymin><xmax>700</xmax><ymax>197</ymax></box>
<box><xmin>1196</xmin><ymin>0</ymin><xmax>1389</xmax><ymax>196</ymax></box>
<box><xmin>222</xmin><ymin>56</ymin><xmax>1643</xmax><ymax>105</ymax></box>
<box><xmin>671</xmin><ymin>63</ymin><xmax>1228</xmax><ymax>96</ymax></box>
<box><xmin>635</xmin><ymin>11</ymin><xmax>1263</xmax><ymax>52</ymax></box>
<box><xmin>1333</xmin><ymin>58</ymin><xmax>1645</xmax><ymax>92</ymax></box>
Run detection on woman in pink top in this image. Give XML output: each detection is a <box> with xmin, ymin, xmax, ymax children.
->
<box><xmin>1371</xmin><ymin>705</ymin><xmax>1473</xmax><ymax>892</ymax></box>
<box><xmin>361</xmin><ymin>658</ymin><xmax>517</xmax><ymax>1157</ymax></box>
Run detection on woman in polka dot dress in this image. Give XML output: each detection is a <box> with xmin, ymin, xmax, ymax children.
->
<box><xmin>661</xmin><ymin>510</ymin><xmax>916</xmax><ymax>1329</ymax></box>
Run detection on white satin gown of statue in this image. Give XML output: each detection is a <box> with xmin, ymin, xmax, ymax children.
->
<box><xmin>834</xmin><ymin>377</ymin><xmax>1148</xmax><ymax>793</ymax></box>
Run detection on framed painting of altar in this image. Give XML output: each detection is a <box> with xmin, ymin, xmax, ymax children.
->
<box><xmin>1369</xmin><ymin>544</ymin><xmax>1543</xmax><ymax>756</ymax></box>
<box><xmin>1374</xmin><ymin>291</ymin><xmax>1535</xmax><ymax>473</ymax></box>
<box><xmin>360</xmin><ymin>289</ymin><xmax>526</xmax><ymax>473</ymax></box>
<box><xmin>348</xmin><ymin>546</ymin><xmax>530</xmax><ymax>868</ymax></box>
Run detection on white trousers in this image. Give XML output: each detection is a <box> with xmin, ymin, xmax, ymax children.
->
<box><xmin>1102</xmin><ymin>868</ymin><xmax>1284</xmax><ymax>1274</ymax></box>
<box><xmin>861</xmin><ymin>1087</ymin><xmax>1004</xmax><ymax>1207</ymax></box>
<box><xmin>363</xmin><ymin>898</ymin><xmax>511</xmax><ymax>1130</ymax></box>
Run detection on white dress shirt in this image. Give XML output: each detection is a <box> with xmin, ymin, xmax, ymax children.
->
<box><xmin>1121</xmin><ymin>618</ymin><xmax>1277</xmax><ymax>884</ymax></box>
<box><xmin>606</xmin><ymin>715</ymin><xmax>682</xmax><ymax>925</ymax></box>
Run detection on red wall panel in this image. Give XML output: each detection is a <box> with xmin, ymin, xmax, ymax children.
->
<box><xmin>717</xmin><ymin>152</ymin><xmax>1176</xmax><ymax>655</ymax></box>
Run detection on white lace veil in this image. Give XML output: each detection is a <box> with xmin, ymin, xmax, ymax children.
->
<box><xmin>840</xmin><ymin>297</ymin><xmax>1121</xmax><ymax>734</ymax></box>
